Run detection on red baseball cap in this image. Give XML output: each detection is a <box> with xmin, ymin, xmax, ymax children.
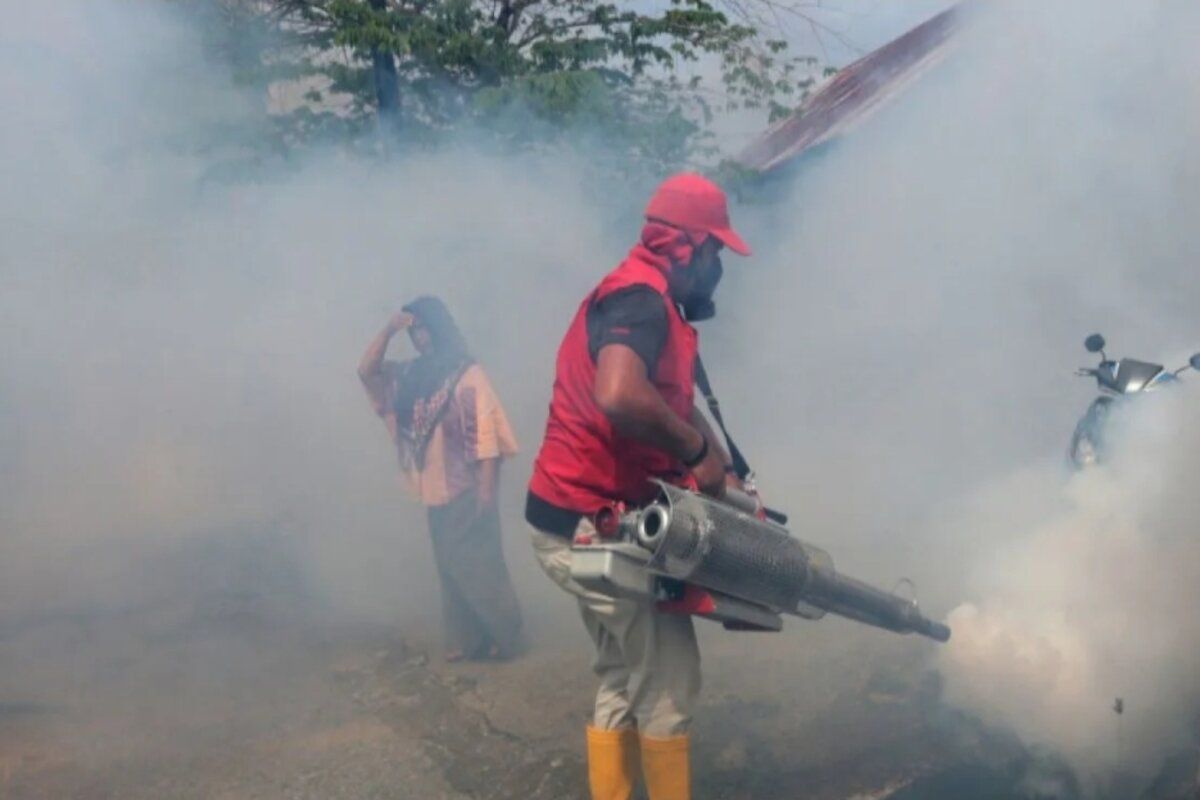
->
<box><xmin>644</xmin><ymin>173</ymin><xmax>752</xmax><ymax>256</ymax></box>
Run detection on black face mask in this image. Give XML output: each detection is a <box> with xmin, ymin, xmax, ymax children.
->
<box><xmin>681</xmin><ymin>256</ymin><xmax>723</xmax><ymax>322</ymax></box>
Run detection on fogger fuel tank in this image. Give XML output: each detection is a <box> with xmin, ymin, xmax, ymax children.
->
<box><xmin>570</xmin><ymin>482</ymin><xmax>951</xmax><ymax>643</ymax></box>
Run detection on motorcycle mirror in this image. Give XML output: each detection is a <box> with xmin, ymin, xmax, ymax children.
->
<box><xmin>1084</xmin><ymin>334</ymin><xmax>1106</xmax><ymax>353</ymax></box>
<box><xmin>1191</xmin><ymin>353</ymin><xmax>1200</xmax><ymax>372</ymax></box>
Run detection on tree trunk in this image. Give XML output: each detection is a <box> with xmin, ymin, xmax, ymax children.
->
<box><xmin>368</xmin><ymin>0</ymin><xmax>400</xmax><ymax>127</ymax></box>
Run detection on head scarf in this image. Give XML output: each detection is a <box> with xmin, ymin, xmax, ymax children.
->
<box><xmin>636</xmin><ymin>221</ymin><xmax>723</xmax><ymax>321</ymax></box>
<box><xmin>639</xmin><ymin>220</ymin><xmax>703</xmax><ymax>270</ymax></box>
<box><xmin>392</xmin><ymin>296</ymin><xmax>474</xmax><ymax>468</ymax></box>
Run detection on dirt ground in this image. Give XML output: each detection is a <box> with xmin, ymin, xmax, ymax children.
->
<box><xmin>0</xmin><ymin>610</ymin><xmax>1014</xmax><ymax>799</ymax></box>
<box><xmin>1</xmin><ymin>530</ymin><xmax>1195</xmax><ymax>800</ymax></box>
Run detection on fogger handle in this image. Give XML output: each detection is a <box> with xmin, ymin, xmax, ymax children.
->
<box><xmin>723</xmin><ymin>487</ymin><xmax>789</xmax><ymax>526</ymax></box>
<box><xmin>764</xmin><ymin>507</ymin><xmax>788</xmax><ymax>525</ymax></box>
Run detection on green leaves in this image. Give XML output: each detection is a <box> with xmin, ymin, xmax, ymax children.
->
<box><xmin>217</xmin><ymin>0</ymin><xmax>814</xmax><ymax>173</ymax></box>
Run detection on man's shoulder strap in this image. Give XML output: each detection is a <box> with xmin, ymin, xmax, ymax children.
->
<box><xmin>693</xmin><ymin>355</ymin><xmax>751</xmax><ymax>481</ymax></box>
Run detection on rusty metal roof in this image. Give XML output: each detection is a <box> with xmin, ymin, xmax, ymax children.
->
<box><xmin>737</xmin><ymin>4</ymin><xmax>966</xmax><ymax>174</ymax></box>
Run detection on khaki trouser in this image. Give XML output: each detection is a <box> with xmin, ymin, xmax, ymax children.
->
<box><xmin>530</xmin><ymin>521</ymin><xmax>701</xmax><ymax>737</ymax></box>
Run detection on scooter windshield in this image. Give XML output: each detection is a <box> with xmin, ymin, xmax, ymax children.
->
<box><xmin>1100</xmin><ymin>358</ymin><xmax>1165</xmax><ymax>394</ymax></box>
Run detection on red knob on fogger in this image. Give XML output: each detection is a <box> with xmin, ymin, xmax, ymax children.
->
<box><xmin>592</xmin><ymin>502</ymin><xmax>626</xmax><ymax>539</ymax></box>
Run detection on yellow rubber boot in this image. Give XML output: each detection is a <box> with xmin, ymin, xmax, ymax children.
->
<box><xmin>586</xmin><ymin>725</ymin><xmax>639</xmax><ymax>800</ymax></box>
<box><xmin>640</xmin><ymin>733</ymin><xmax>690</xmax><ymax>800</ymax></box>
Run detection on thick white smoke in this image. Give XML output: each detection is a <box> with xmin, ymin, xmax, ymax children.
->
<box><xmin>939</xmin><ymin>389</ymin><xmax>1200</xmax><ymax>775</ymax></box>
<box><xmin>725</xmin><ymin>0</ymin><xmax>1200</xmax><ymax>783</ymax></box>
<box><xmin>0</xmin><ymin>1</ymin><xmax>615</xmax><ymax>625</ymax></box>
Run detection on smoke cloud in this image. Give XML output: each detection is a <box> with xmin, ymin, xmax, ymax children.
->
<box><xmin>0</xmin><ymin>1</ymin><xmax>616</xmax><ymax>628</ymax></box>
<box><xmin>726</xmin><ymin>0</ymin><xmax>1200</xmax><ymax>783</ymax></box>
<box><xmin>938</xmin><ymin>390</ymin><xmax>1200</xmax><ymax>775</ymax></box>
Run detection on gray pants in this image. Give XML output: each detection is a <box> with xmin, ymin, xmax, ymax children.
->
<box><xmin>428</xmin><ymin>489</ymin><xmax>524</xmax><ymax>658</ymax></box>
<box><xmin>530</xmin><ymin>520</ymin><xmax>701</xmax><ymax>737</ymax></box>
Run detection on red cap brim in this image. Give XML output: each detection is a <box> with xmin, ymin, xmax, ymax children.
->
<box><xmin>711</xmin><ymin>227</ymin><xmax>752</xmax><ymax>256</ymax></box>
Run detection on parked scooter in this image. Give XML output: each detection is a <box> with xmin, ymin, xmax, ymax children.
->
<box><xmin>1068</xmin><ymin>333</ymin><xmax>1200</xmax><ymax>469</ymax></box>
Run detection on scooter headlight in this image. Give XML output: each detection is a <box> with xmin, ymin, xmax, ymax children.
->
<box><xmin>1072</xmin><ymin>436</ymin><xmax>1097</xmax><ymax>466</ymax></box>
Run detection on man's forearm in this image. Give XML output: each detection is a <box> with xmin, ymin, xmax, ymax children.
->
<box><xmin>595</xmin><ymin>345</ymin><xmax>706</xmax><ymax>461</ymax></box>
<box><xmin>605</xmin><ymin>384</ymin><xmax>706</xmax><ymax>462</ymax></box>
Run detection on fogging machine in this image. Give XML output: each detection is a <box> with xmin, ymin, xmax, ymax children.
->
<box><xmin>569</xmin><ymin>481</ymin><xmax>951</xmax><ymax>643</ymax></box>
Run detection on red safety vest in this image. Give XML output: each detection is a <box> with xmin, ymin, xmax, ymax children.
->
<box><xmin>529</xmin><ymin>249</ymin><xmax>698</xmax><ymax>513</ymax></box>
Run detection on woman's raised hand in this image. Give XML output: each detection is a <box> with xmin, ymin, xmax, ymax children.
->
<box><xmin>387</xmin><ymin>311</ymin><xmax>415</xmax><ymax>334</ymax></box>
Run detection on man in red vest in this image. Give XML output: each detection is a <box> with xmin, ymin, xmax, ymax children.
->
<box><xmin>526</xmin><ymin>173</ymin><xmax>751</xmax><ymax>800</ymax></box>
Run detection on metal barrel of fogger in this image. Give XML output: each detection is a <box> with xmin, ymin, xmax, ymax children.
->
<box><xmin>634</xmin><ymin>484</ymin><xmax>950</xmax><ymax>643</ymax></box>
<box><xmin>804</xmin><ymin>569</ymin><xmax>951</xmax><ymax>642</ymax></box>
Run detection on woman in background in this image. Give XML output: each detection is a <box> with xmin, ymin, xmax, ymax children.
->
<box><xmin>358</xmin><ymin>295</ymin><xmax>523</xmax><ymax>661</ymax></box>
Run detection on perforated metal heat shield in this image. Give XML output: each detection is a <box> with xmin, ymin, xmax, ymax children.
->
<box><xmin>641</xmin><ymin>483</ymin><xmax>952</xmax><ymax>642</ymax></box>
<box><xmin>644</xmin><ymin>484</ymin><xmax>831</xmax><ymax>618</ymax></box>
